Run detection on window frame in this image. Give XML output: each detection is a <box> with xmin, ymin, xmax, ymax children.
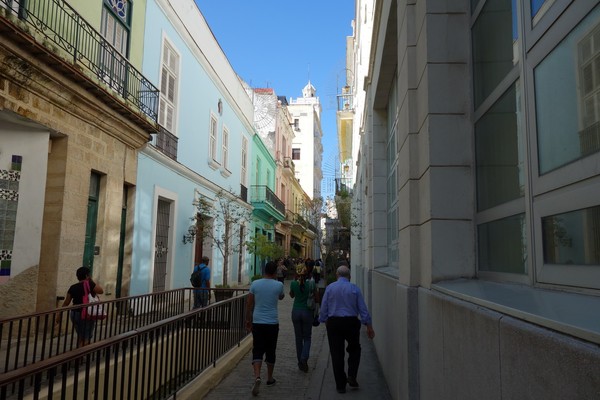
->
<box><xmin>241</xmin><ymin>136</ymin><xmax>248</xmax><ymax>186</ymax></box>
<box><xmin>158</xmin><ymin>39</ymin><xmax>180</xmax><ymax>135</ymax></box>
<box><xmin>292</xmin><ymin>148</ymin><xmax>300</xmax><ymax>160</ymax></box>
<box><xmin>473</xmin><ymin>1</ymin><xmax>600</xmax><ymax>291</ymax></box>
<box><xmin>533</xmin><ymin>179</ymin><xmax>600</xmax><ymax>290</ymax></box>
<box><xmin>221</xmin><ymin>126</ymin><xmax>229</xmax><ymax>171</ymax></box>
<box><xmin>208</xmin><ymin>113</ymin><xmax>219</xmax><ymax>166</ymax></box>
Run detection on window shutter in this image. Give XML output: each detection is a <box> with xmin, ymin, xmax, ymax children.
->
<box><xmin>159</xmin><ymin>42</ymin><xmax>179</xmax><ymax>133</ymax></box>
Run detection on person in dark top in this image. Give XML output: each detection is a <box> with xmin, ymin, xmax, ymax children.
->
<box><xmin>56</xmin><ymin>266</ymin><xmax>104</xmax><ymax>347</ymax></box>
<box><xmin>193</xmin><ymin>256</ymin><xmax>212</xmax><ymax>308</ymax></box>
<box><xmin>319</xmin><ymin>264</ymin><xmax>375</xmax><ymax>393</ymax></box>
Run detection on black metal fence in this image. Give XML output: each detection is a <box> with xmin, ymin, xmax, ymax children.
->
<box><xmin>0</xmin><ymin>293</ymin><xmax>249</xmax><ymax>399</ymax></box>
<box><xmin>0</xmin><ymin>0</ymin><xmax>159</xmax><ymax>121</ymax></box>
<box><xmin>0</xmin><ymin>288</ymin><xmax>247</xmax><ymax>375</ymax></box>
<box><xmin>155</xmin><ymin>125</ymin><xmax>178</xmax><ymax>160</ymax></box>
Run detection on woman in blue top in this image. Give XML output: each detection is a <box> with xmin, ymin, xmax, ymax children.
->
<box><xmin>289</xmin><ymin>265</ymin><xmax>315</xmax><ymax>372</ymax></box>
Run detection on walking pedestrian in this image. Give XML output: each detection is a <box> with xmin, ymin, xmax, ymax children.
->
<box><xmin>319</xmin><ymin>264</ymin><xmax>375</xmax><ymax>394</ymax></box>
<box><xmin>313</xmin><ymin>258</ymin><xmax>322</xmax><ymax>284</ymax></box>
<box><xmin>245</xmin><ymin>260</ymin><xmax>285</xmax><ymax>396</ymax></box>
<box><xmin>276</xmin><ymin>258</ymin><xmax>287</xmax><ymax>283</ymax></box>
<box><xmin>192</xmin><ymin>256</ymin><xmax>211</xmax><ymax>308</ymax></box>
<box><xmin>289</xmin><ymin>265</ymin><xmax>316</xmax><ymax>372</ymax></box>
<box><xmin>55</xmin><ymin>266</ymin><xmax>104</xmax><ymax>347</ymax></box>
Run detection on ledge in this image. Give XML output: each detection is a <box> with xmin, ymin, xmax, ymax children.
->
<box><xmin>208</xmin><ymin>158</ymin><xmax>220</xmax><ymax>170</ymax></box>
<box><xmin>432</xmin><ymin>279</ymin><xmax>600</xmax><ymax>345</ymax></box>
<box><xmin>219</xmin><ymin>166</ymin><xmax>231</xmax><ymax>177</ymax></box>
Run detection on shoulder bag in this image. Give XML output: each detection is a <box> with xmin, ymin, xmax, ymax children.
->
<box><xmin>82</xmin><ymin>280</ymin><xmax>107</xmax><ymax>320</ymax></box>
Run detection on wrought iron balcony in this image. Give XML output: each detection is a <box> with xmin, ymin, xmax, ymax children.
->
<box><xmin>250</xmin><ymin>185</ymin><xmax>285</xmax><ymax>219</ymax></box>
<box><xmin>155</xmin><ymin>125</ymin><xmax>178</xmax><ymax>160</ymax></box>
<box><xmin>0</xmin><ymin>0</ymin><xmax>159</xmax><ymax>129</ymax></box>
<box><xmin>335</xmin><ymin>177</ymin><xmax>353</xmax><ymax>196</ymax></box>
<box><xmin>337</xmin><ymin>85</ymin><xmax>354</xmax><ymax>112</ymax></box>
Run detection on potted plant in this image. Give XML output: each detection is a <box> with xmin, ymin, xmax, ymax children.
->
<box><xmin>214</xmin><ymin>284</ymin><xmax>234</xmax><ymax>301</ymax></box>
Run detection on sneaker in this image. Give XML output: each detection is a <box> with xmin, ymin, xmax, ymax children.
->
<box><xmin>347</xmin><ymin>376</ymin><xmax>359</xmax><ymax>388</ymax></box>
<box><xmin>252</xmin><ymin>377</ymin><xmax>261</xmax><ymax>396</ymax></box>
<box><xmin>266</xmin><ymin>378</ymin><xmax>276</xmax><ymax>386</ymax></box>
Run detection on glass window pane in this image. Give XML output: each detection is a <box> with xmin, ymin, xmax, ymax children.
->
<box><xmin>476</xmin><ymin>82</ymin><xmax>524</xmax><ymax>210</ymax></box>
<box><xmin>478</xmin><ymin>213</ymin><xmax>527</xmax><ymax>274</ymax></box>
<box><xmin>472</xmin><ymin>0</ymin><xmax>518</xmax><ymax>107</ymax></box>
<box><xmin>531</xmin><ymin>0</ymin><xmax>547</xmax><ymax>17</ymax></box>
<box><xmin>387</xmin><ymin>76</ymin><xmax>398</xmax><ymax>269</ymax></box>
<box><xmin>542</xmin><ymin>206</ymin><xmax>600</xmax><ymax>265</ymax></box>
<box><xmin>535</xmin><ymin>7</ymin><xmax>600</xmax><ymax>173</ymax></box>
<box><xmin>531</xmin><ymin>0</ymin><xmax>554</xmax><ymax>18</ymax></box>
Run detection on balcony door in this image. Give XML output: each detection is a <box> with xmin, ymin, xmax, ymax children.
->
<box><xmin>99</xmin><ymin>0</ymin><xmax>130</xmax><ymax>92</ymax></box>
<box><xmin>83</xmin><ymin>173</ymin><xmax>101</xmax><ymax>272</ymax></box>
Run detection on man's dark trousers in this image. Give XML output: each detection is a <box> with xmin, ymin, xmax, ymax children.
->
<box><xmin>326</xmin><ymin>316</ymin><xmax>362</xmax><ymax>390</ymax></box>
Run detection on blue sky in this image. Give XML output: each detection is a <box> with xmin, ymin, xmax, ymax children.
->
<box><xmin>194</xmin><ymin>0</ymin><xmax>355</xmax><ymax>200</ymax></box>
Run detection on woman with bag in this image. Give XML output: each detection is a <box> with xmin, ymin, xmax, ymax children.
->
<box><xmin>56</xmin><ymin>266</ymin><xmax>104</xmax><ymax>347</ymax></box>
<box><xmin>289</xmin><ymin>265</ymin><xmax>315</xmax><ymax>372</ymax></box>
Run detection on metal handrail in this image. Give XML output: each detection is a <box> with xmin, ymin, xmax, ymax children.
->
<box><xmin>0</xmin><ymin>287</ymin><xmax>247</xmax><ymax>376</ymax></box>
<box><xmin>0</xmin><ymin>0</ymin><xmax>159</xmax><ymax>121</ymax></box>
<box><xmin>0</xmin><ymin>294</ymin><xmax>250</xmax><ymax>399</ymax></box>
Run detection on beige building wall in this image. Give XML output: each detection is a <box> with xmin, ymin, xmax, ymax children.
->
<box><xmin>0</xmin><ymin>31</ymin><xmax>150</xmax><ymax>315</ymax></box>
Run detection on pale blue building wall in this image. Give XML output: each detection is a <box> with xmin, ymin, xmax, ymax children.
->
<box><xmin>130</xmin><ymin>0</ymin><xmax>254</xmax><ymax>295</ymax></box>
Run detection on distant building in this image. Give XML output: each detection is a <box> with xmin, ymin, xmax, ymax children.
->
<box><xmin>288</xmin><ymin>82</ymin><xmax>324</xmax><ymax>201</ymax></box>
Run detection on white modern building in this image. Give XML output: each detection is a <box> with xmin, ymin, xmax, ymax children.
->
<box><xmin>352</xmin><ymin>1</ymin><xmax>600</xmax><ymax>399</ymax></box>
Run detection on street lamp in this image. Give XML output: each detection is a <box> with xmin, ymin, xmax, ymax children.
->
<box><xmin>182</xmin><ymin>225</ymin><xmax>196</xmax><ymax>244</ymax></box>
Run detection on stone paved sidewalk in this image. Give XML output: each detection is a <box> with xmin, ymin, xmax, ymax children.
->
<box><xmin>203</xmin><ymin>280</ymin><xmax>392</xmax><ymax>400</ymax></box>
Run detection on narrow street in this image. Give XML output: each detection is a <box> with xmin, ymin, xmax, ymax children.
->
<box><xmin>203</xmin><ymin>279</ymin><xmax>392</xmax><ymax>399</ymax></box>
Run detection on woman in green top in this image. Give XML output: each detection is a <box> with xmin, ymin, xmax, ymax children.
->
<box><xmin>289</xmin><ymin>265</ymin><xmax>315</xmax><ymax>372</ymax></box>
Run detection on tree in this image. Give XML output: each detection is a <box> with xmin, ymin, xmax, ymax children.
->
<box><xmin>245</xmin><ymin>233</ymin><xmax>284</xmax><ymax>276</ymax></box>
<box><xmin>301</xmin><ymin>196</ymin><xmax>324</xmax><ymax>256</ymax></box>
<box><xmin>195</xmin><ymin>189</ymin><xmax>252</xmax><ymax>287</ymax></box>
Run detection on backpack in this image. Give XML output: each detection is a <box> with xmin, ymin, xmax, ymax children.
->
<box><xmin>190</xmin><ymin>265</ymin><xmax>207</xmax><ymax>288</ymax></box>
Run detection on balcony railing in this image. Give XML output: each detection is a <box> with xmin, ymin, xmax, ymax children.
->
<box><xmin>337</xmin><ymin>85</ymin><xmax>354</xmax><ymax>112</ymax></box>
<box><xmin>0</xmin><ymin>0</ymin><xmax>159</xmax><ymax>123</ymax></box>
<box><xmin>250</xmin><ymin>185</ymin><xmax>285</xmax><ymax>216</ymax></box>
<box><xmin>155</xmin><ymin>125</ymin><xmax>178</xmax><ymax>160</ymax></box>
<box><xmin>288</xmin><ymin>211</ymin><xmax>318</xmax><ymax>234</ymax></box>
